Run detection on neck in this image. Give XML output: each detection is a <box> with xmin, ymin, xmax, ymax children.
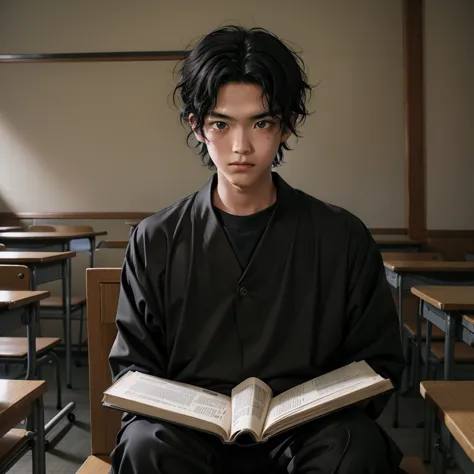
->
<box><xmin>213</xmin><ymin>171</ymin><xmax>276</xmax><ymax>216</ymax></box>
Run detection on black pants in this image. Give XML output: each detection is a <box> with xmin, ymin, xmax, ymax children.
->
<box><xmin>110</xmin><ymin>407</ymin><xmax>405</xmax><ymax>474</ymax></box>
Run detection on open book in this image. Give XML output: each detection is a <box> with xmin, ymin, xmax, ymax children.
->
<box><xmin>102</xmin><ymin>360</ymin><xmax>392</xmax><ymax>444</ymax></box>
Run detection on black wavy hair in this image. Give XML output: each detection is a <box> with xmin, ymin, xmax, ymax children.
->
<box><xmin>173</xmin><ymin>25</ymin><xmax>312</xmax><ymax>169</ymax></box>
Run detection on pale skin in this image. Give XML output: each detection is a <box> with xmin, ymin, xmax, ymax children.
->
<box><xmin>190</xmin><ymin>83</ymin><xmax>291</xmax><ymax>216</ymax></box>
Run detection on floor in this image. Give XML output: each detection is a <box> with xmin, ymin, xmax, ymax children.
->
<box><xmin>3</xmin><ymin>354</ymin><xmax>461</xmax><ymax>474</ymax></box>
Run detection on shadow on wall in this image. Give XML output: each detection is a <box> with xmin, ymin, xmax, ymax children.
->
<box><xmin>0</xmin><ymin>193</ymin><xmax>20</xmax><ymax>226</ymax></box>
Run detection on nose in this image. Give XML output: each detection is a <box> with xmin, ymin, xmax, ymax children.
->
<box><xmin>232</xmin><ymin>128</ymin><xmax>252</xmax><ymax>155</ymax></box>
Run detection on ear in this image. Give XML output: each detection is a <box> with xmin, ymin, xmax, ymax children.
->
<box><xmin>189</xmin><ymin>113</ymin><xmax>206</xmax><ymax>143</ymax></box>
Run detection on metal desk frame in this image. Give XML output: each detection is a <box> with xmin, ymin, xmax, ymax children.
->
<box><xmin>0</xmin><ymin>304</ymin><xmax>47</xmax><ymax>474</ymax></box>
<box><xmin>1</xmin><ymin>236</ymin><xmax>97</xmax><ymax>388</ymax></box>
<box><xmin>419</xmin><ymin>301</ymin><xmax>474</xmax><ymax>469</ymax></box>
<box><xmin>384</xmin><ymin>268</ymin><xmax>474</xmax><ymax>427</ymax></box>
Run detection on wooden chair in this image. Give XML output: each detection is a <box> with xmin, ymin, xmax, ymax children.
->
<box><xmin>420</xmin><ymin>381</ymin><xmax>474</xmax><ymax>469</ymax></box>
<box><xmin>79</xmin><ymin>267</ymin><xmax>427</xmax><ymax>473</ymax></box>
<box><xmin>78</xmin><ymin>268</ymin><xmax>121</xmax><ymax>472</ymax></box>
<box><xmin>27</xmin><ymin>224</ymin><xmax>88</xmax><ymax>361</ymax></box>
<box><xmin>0</xmin><ymin>379</ymin><xmax>47</xmax><ymax>473</ymax></box>
<box><xmin>0</xmin><ymin>265</ymin><xmax>62</xmax><ymax>409</ymax></box>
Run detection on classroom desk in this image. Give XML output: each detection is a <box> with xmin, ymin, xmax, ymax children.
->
<box><xmin>0</xmin><ymin>379</ymin><xmax>47</xmax><ymax>474</ymax></box>
<box><xmin>410</xmin><ymin>286</ymin><xmax>474</xmax><ymax>381</ymax></box>
<box><xmin>0</xmin><ymin>290</ymin><xmax>51</xmax><ymax>379</ymax></box>
<box><xmin>0</xmin><ymin>289</ymin><xmax>76</xmax><ymax>453</ymax></box>
<box><xmin>420</xmin><ymin>381</ymin><xmax>474</xmax><ymax>474</ymax></box>
<box><xmin>0</xmin><ymin>227</ymin><xmax>22</xmax><ymax>232</ymax></box>
<box><xmin>0</xmin><ymin>251</ymin><xmax>76</xmax><ymax>388</ymax></box>
<box><xmin>383</xmin><ymin>260</ymin><xmax>474</xmax><ymax>426</ymax></box>
<box><xmin>384</xmin><ymin>261</ymin><xmax>474</xmax><ymax>337</ymax></box>
<box><xmin>0</xmin><ymin>230</ymin><xmax>107</xmax><ymax>268</ymax></box>
<box><xmin>0</xmin><ymin>231</ymin><xmax>106</xmax><ymax>382</ymax></box>
<box><xmin>374</xmin><ymin>235</ymin><xmax>423</xmax><ymax>252</ymax></box>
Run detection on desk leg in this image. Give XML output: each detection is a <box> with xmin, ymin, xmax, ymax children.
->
<box><xmin>414</xmin><ymin>299</ymin><xmax>423</xmax><ymax>391</ymax></box>
<box><xmin>393</xmin><ymin>274</ymin><xmax>403</xmax><ymax>427</ymax></box>
<box><xmin>62</xmin><ymin>244</ymin><xmax>72</xmax><ymax>389</ymax></box>
<box><xmin>398</xmin><ymin>275</ymin><xmax>404</xmax><ymax>338</ymax></box>
<box><xmin>31</xmin><ymin>396</ymin><xmax>46</xmax><ymax>474</ymax></box>
<box><xmin>89</xmin><ymin>237</ymin><xmax>95</xmax><ymax>268</ymax></box>
<box><xmin>423</xmin><ymin>319</ymin><xmax>433</xmax><ymax>463</ymax></box>
<box><xmin>444</xmin><ymin>314</ymin><xmax>455</xmax><ymax>381</ymax></box>
<box><xmin>433</xmin><ymin>417</ymin><xmax>447</xmax><ymax>474</ymax></box>
<box><xmin>30</xmin><ymin>268</ymin><xmax>41</xmax><ymax>337</ymax></box>
<box><xmin>25</xmin><ymin>302</ymin><xmax>38</xmax><ymax>380</ymax></box>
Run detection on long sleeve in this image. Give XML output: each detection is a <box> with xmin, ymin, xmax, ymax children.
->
<box><xmin>109</xmin><ymin>224</ymin><xmax>167</xmax><ymax>382</ymax></box>
<box><xmin>340</xmin><ymin>218</ymin><xmax>405</xmax><ymax>418</ymax></box>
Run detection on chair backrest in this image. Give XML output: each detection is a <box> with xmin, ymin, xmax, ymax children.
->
<box><xmin>0</xmin><ymin>244</ymin><xmax>6</xmax><ymax>251</ymax></box>
<box><xmin>86</xmin><ymin>267</ymin><xmax>121</xmax><ymax>456</ymax></box>
<box><xmin>381</xmin><ymin>251</ymin><xmax>443</xmax><ymax>261</ymax></box>
<box><xmin>28</xmin><ymin>224</ymin><xmax>94</xmax><ymax>232</ymax></box>
<box><xmin>0</xmin><ymin>265</ymin><xmax>31</xmax><ymax>290</ymax></box>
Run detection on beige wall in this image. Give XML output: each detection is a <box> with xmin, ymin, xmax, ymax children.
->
<box><xmin>0</xmin><ymin>0</ymin><xmax>405</xmax><ymax>228</ymax></box>
<box><xmin>425</xmin><ymin>0</ymin><xmax>474</xmax><ymax>230</ymax></box>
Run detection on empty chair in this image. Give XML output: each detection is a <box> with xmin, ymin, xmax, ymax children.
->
<box><xmin>0</xmin><ymin>264</ymin><xmax>62</xmax><ymax>409</ymax></box>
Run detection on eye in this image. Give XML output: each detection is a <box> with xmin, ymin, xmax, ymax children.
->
<box><xmin>255</xmin><ymin>120</ymin><xmax>271</xmax><ymax>129</ymax></box>
<box><xmin>211</xmin><ymin>121</ymin><xmax>227</xmax><ymax>130</ymax></box>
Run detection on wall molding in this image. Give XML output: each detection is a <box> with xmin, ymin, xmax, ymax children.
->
<box><xmin>0</xmin><ymin>212</ymin><xmax>153</xmax><ymax>220</ymax></box>
<box><xmin>0</xmin><ymin>51</ymin><xmax>187</xmax><ymax>63</ymax></box>
<box><xmin>0</xmin><ymin>213</ymin><xmax>412</xmax><ymax>236</ymax></box>
<box><xmin>2</xmin><ymin>213</ymin><xmax>473</xmax><ymax>237</ymax></box>
<box><xmin>425</xmin><ymin>230</ymin><xmax>474</xmax><ymax>238</ymax></box>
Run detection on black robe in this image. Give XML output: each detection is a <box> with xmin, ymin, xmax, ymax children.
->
<box><xmin>109</xmin><ymin>172</ymin><xmax>404</xmax><ymax>420</ymax></box>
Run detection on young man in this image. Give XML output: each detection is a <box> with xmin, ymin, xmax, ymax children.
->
<box><xmin>109</xmin><ymin>26</ymin><xmax>406</xmax><ymax>474</ymax></box>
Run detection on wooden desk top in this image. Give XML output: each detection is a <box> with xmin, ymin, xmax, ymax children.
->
<box><xmin>0</xmin><ymin>290</ymin><xmax>51</xmax><ymax>310</ymax></box>
<box><xmin>384</xmin><ymin>260</ymin><xmax>474</xmax><ymax>273</ymax></box>
<box><xmin>0</xmin><ymin>251</ymin><xmax>76</xmax><ymax>263</ymax></box>
<box><xmin>0</xmin><ymin>231</ymin><xmax>107</xmax><ymax>241</ymax></box>
<box><xmin>0</xmin><ymin>226</ymin><xmax>22</xmax><ymax>232</ymax></box>
<box><xmin>374</xmin><ymin>235</ymin><xmax>423</xmax><ymax>245</ymax></box>
<box><xmin>0</xmin><ymin>379</ymin><xmax>47</xmax><ymax>439</ymax></box>
<box><xmin>420</xmin><ymin>381</ymin><xmax>474</xmax><ymax>463</ymax></box>
<box><xmin>96</xmin><ymin>240</ymin><xmax>129</xmax><ymax>249</ymax></box>
<box><xmin>411</xmin><ymin>286</ymin><xmax>474</xmax><ymax>311</ymax></box>
<box><xmin>125</xmin><ymin>221</ymin><xmax>140</xmax><ymax>226</ymax></box>
<box><xmin>463</xmin><ymin>314</ymin><xmax>474</xmax><ymax>326</ymax></box>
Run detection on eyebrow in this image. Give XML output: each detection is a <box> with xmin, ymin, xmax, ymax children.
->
<box><xmin>207</xmin><ymin>111</ymin><xmax>276</xmax><ymax>121</ymax></box>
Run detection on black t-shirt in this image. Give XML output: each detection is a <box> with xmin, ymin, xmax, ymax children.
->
<box><xmin>214</xmin><ymin>203</ymin><xmax>276</xmax><ymax>269</ymax></box>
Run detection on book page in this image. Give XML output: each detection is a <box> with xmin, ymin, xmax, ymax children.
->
<box><xmin>230</xmin><ymin>377</ymin><xmax>273</xmax><ymax>441</ymax></box>
<box><xmin>263</xmin><ymin>361</ymin><xmax>382</xmax><ymax>432</ymax></box>
<box><xmin>104</xmin><ymin>372</ymin><xmax>232</xmax><ymax>438</ymax></box>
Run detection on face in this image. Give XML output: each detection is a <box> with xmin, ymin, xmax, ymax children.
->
<box><xmin>191</xmin><ymin>83</ymin><xmax>291</xmax><ymax>189</ymax></box>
